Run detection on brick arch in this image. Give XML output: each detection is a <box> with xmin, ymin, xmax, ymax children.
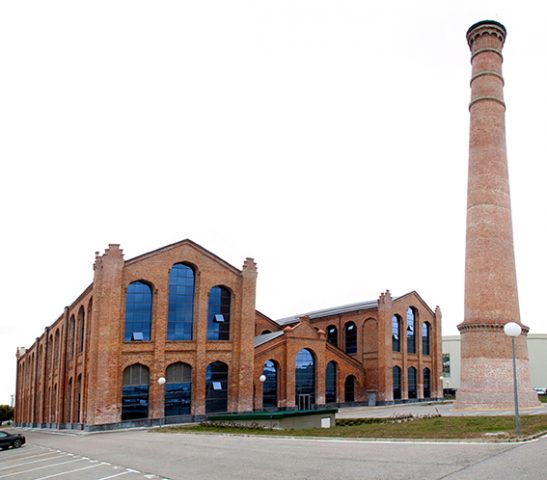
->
<box><xmin>363</xmin><ymin>317</ymin><xmax>378</xmax><ymax>354</ymax></box>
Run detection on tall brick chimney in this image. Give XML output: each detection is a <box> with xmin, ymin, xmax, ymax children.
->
<box><xmin>456</xmin><ymin>21</ymin><xmax>538</xmax><ymax>408</ymax></box>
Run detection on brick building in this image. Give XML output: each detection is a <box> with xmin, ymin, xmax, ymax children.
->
<box><xmin>15</xmin><ymin>239</ymin><xmax>442</xmax><ymax>430</ymax></box>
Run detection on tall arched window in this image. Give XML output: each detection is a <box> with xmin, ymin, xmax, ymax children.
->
<box><xmin>408</xmin><ymin>367</ymin><xmax>417</xmax><ymax>399</ymax></box>
<box><xmin>392</xmin><ymin>315</ymin><xmax>401</xmax><ymax>352</ymax></box>
<box><xmin>122</xmin><ymin>364</ymin><xmax>150</xmax><ymax>420</ymax></box>
<box><xmin>344</xmin><ymin>375</ymin><xmax>356</xmax><ymax>402</ymax></box>
<box><xmin>54</xmin><ymin>330</ymin><xmax>60</xmax><ymax>368</ymax></box>
<box><xmin>406</xmin><ymin>308</ymin><xmax>416</xmax><ymax>354</ymax></box>
<box><xmin>124</xmin><ymin>281</ymin><xmax>153</xmax><ymax>341</ymax></box>
<box><xmin>393</xmin><ymin>366</ymin><xmax>401</xmax><ymax>400</ymax></box>
<box><xmin>423</xmin><ymin>367</ymin><xmax>431</xmax><ymax>398</ymax></box>
<box><xmin>295</xmin><ymin>348</ymin><xmax>315</xmax><ymax>408</ymax></box>
<box><xmin>422</xmin><ymin>322</ymin><xmax>431</xmax><ymax>355</ymax></box>
<box><xmin>69</xmin><ymin>315</ymin><xmax>76</xmax><ymax>359</ymax></box>
<box><xmin>326</xmin><ymin>325</ymin><xmax>338</xmax><ymax>347</ymax></box>
<box><xmin>165</xmin><ymin>362</ymin><xmax>192</xmax><ymax>416</ymax></box>
<box><xmin>67</xmin><ymin>378</ymin><xmax>73</xmax><ymax>423</ymax></box>
<box><xmin>167</xmin><ymin>264</ymin><xmax>195</xmax><ymax>340</ymax></box>
<box><xmin>47</xmin><ymin>335</ymin><xmax>53</xmax><ymax>369</ymax></box>
<box><xmin>78</xmin><ymin>306</ymin><xmax>85</xmax><ymax>353</ymax></box>
<box><xmin>206</xmin><ymin>361</ymin><xmax>229</xmax><ymax>413</ymax></box>
<box><xmin>76</xmin><ymin>374</ymin><xmax>82</xmax><ymax>423</ymax></box>
<box><xmin>325</xmin><ymin>361</ymin><xmax>337</xmax><ymax>403</ymax></box>
<box><xmin>207</xmin><ymin>286</ymin><xmax>231</xmax><ymax>341</ymax></box>
<box><xmin>344</xmin><ymin>322</ymin><xmax>357</xmax><ymax>355</ymax></box>
<box><xmin>262</xmin><ymin>360</ymin><xmax>278</xmax><ymax>408</ymax></box>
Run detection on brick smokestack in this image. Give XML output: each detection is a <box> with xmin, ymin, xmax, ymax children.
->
<box><xmin>456</xmin><ymin>20</ymin><xmax>539</xmax><ymax>408</ymax></box>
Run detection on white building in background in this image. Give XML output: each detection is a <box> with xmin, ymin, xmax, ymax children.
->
<box><xmin>442</xmin><ymin>334</ymin><xmax>547</xmax><ymax>391</ymax></box>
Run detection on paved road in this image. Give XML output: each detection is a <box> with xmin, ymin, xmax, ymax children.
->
<box><xmin>2</xmin><ymin>429</ymin><xmax>547</xmax><ymax>480</ymax></box>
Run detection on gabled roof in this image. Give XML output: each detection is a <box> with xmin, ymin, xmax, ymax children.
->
<box><xmin>394</xmin><ymin>290</ymin><xmax>435</xmax><ymax>316</ymax></box>
<box><xmin>254</xmin><ymin>330</ymin><xmax>284</xmax><ymax>347</ymax></box>
<box><xmin>125</xmin><ymin>238</ymin><xmax>242</xmax><ymax>275</ymax></box>
<box><xmin>275</xmin><ymin>298</ymin><xmax>380</xmax><ymax>326</ymax></box>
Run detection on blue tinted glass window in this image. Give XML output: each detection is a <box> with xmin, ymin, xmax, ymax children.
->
<box><xmin>423</xmin><ymin>368</ymin><xmax>431</xmax><ymax>398</ymax></box>
<box><xmin>167</xmin><ymin>264</ymin><xmax>195</xmax><ymax>341</ymax></box>
<box><xmin>422</xmin><ymin>322</ymin><xmax>430</xmax><ymax>355</ymax></box>
<box><xmin>392</xmin><ymin>315</ymin><xmax>401</xmax><ymax>352</ymax></box>
<box><xmin>325</xmin><ymin>361</ymin><xmax>337</xmax><ymax>403</ymax></box>
<box><xmin>344</xmin><ymin>375</ymin><xmax>355</xmax><ymax>402</ymax></box>
<box><xmin>207</xmin><ymin>286</ymin><xmax>231</xmax><ymax>341</ymax></box>
<box><xmin>122</xmin><ymin>364</ymin><xmax>149</xmax><ymax>420</ymax></box>
<box><xmin>206</xmin><ymin>361</ymin><xmax>228</xmax><ymax>413</ymax></box>
<box><xmin>165</xmin><ymin>362</ymin><xmax>192</xmax><ymax>416</ymax></box>
<box><xmin>393</xmin><ymin>366</ymin><xmax>401</xmax><ymax>400</ymax></box>
<box><xmin>345</xmin><ymin>322</ymin><xmax>357</xmax><ymax>354</ymax></box>
<box><xmin>408</xmin><ymin>367</ymin><xmax>417</xmax><ymax>399</ymax></box>
<box><xmin>295</xmin><ymin>349</ymin><xmax>315</xmax><ymax>407</ymax></box>
<box><xmin>406</xmin><ymin>308</ymin><xmax>416</xmax><ymax>354</ymax></box>
<box><xmin>124</xmin><ymin>281</ymin><xmax>153</xmax><ymax>341</ymax></box>
<box><xmin>326</xmin><ymin>326</ymin><xmax>338</xmax><ymax>347</ymax></box>
<box><xmin>262</xmin><ymin>360</ymin><xmax>277</xmax><ymax>408</ymax></box>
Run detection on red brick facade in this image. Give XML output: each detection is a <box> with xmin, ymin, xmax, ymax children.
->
<box><xmin>15</xmin><ymin>239</ymin><xmax>442</xmax><ymax>430</ymax></box>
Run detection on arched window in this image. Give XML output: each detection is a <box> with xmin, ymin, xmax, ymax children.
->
<box><xmin>69</xmin><ymin>315</ymin><xmax>76</xmax><ymax>359</ymax></box>
<box><xmin>423</xmin><ymin>368</ymin><xmax>431</xmax><ymax>398</ymax></box>
<box><xmin>122</xmin><ymin>364</ymin><xmax>150</xmax><ymax>420</ymax></box>
<box><xmin>167</xmin><ymin>264</ymin><xmax>195</xmax><ymax>341</ymax></box>
<box><xmin>393</xmin><ymin>366</ymin><xmax>401</xmax><ymax>400</ymax></box>
<box><xmin>295</xmin><ymin>348</ymin><xmax>315</xmax><ymax>408</ymax></box>
<box><xmin>344</xmin><ymin>375</ymin><xmax>356</xmax><ymax>402</ymax></box>
<box><xmin>76</xmin><ymin>374</ymin><xmax>82</xmax><ymax>423</ymax></box>
<box><xmin>325</xmin><ymin>361</ymin><xmax>337</xmax><ymax>403</ymax></box>
<box><xmin>47</xmin><ymin>335</ymin><xmax>53</xmax><ymax>369</ymax></box>
<box><xmin>406</xmin><ymin>307</ymin><xmax>416</xmax><ymax>354</ymax></box>
<box><xmin>422</xmin><ymin>322</ymin><xmax>431</xmax><ymax>355</ymax></box>
<box><xmin>344</xmin><ymin>322</ymin><xmax>357</xmax><ymax>355</ymax></box>
<box><xmin>408</xmin><ymin>367</ymin><xmax>417</xmax><ymax>399</ymax></box>
<box><xmin>124</xmin><ymin>281</ymin><xmax>153</xmax><ymax>341</ymax></box>
<box><xmin>78</xmin><ymin>306</ymin><xmax>85</xmax><ymax>353</ymax></box>
<box><xmin>206</xmin><ymin>361</ymin><xmax>229</xmax><ymax>413</ymax></box>
<box><xmin>392</xmin><ymin>315</ymin><xmax>401</xmax><ymax>352</ymax></box>
<box><xmin>326</xmin><ymin>325</ymin><xmax>338</xmax><ymax>346</ymax></box>
<box><xmin>262</xmin><ymin>360</ymin><xmax>278</xmax><ymax>408</ymax></box>
<box><xmin>54</xmin><ymin>330</ymin><xmax>60</xmax><ymax>368</ymax></box>
<box><xmin>165</xmin><ymin>362</ymin><xmax>192</xmax><ymax>416</ymax></box>
<box><xmin>207</xmin><ymin>286</ymin><xmax>231</xmax><ymax>341</ymax></box>
<box><xmin>52</xmin><ymin>384</ymin><xmax>57</xmax><ymax>422</ymax></box>
<box><xmin>67</xmin><ymin>378</ymin><xmax>73</xmax><ymax>423</ymax></box>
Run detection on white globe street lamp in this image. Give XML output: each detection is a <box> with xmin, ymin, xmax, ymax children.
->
<box><xmin>259</xmin><ymin>374</ymin><xmax>266</xmax><ymax>383</ymax></box>
<box><xmin>504</xmin><ymin>322</ymin><xmax>522</xmax><ymax>435</ymax></box>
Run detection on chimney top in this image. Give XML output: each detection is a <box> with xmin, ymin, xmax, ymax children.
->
<box><xmin>467</xmin><ymin>19</ymin><xmax>506</xmax><ymax>37</ymax></box>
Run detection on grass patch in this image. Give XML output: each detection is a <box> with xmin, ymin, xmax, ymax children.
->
<box><xmin>158</xmin><ymin>414</ymin><xmax>547</xmax><ymax>440</ymax></box>
<box><xmin>538</xmin><ymin>395</ymin><xmax>547</xmax><ymax>403</ymax></box>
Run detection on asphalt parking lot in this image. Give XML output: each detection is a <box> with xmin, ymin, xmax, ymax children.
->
<box><xmin>0</xmin><ymin>442</ymin><xmax>169</xmax><ymax>480</ymax></box>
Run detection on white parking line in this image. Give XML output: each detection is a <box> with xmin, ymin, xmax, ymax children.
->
<box><xmin>0</xmin><ymin>452</ymin><xmax>68</xmax><ymax>471</ymax></box>
<box><xmin>96</xmin><ymin>471</ymin><xmax>131</xmax><ymax>480</ymax></box>
<box><xmin>0</xmin><ymin>458</ymin><xmax>83</xmax><ymax>478</ymax></box>
<box><xmin>0</xmin><ymin>451</ymin><xmax>55</xmax><ymax>464</ymax></box>
<box><xmin>33</xmin><ymin>463</ymin><xmax>102</xmax><ymax>480</ymax></box>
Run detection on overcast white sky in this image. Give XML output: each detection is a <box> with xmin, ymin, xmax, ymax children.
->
<box><xmin>1</xmin><ymin>1</ymin><xmax>546</xmax><ymax>405</ymax></box>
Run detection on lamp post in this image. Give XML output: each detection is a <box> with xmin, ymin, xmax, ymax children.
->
<box><xmin>157</xmin><ymin>376</ymin><xmax>166</xmax><ymax>427</ymax></box>
<box><xmin>259</xmin><ymin>374</ymin><xmax>266</xmax><ymax>411</ymax></box>
<box><xmin>504</xmin><ymin>322</ymin><xmax>522</xmax><ymax>435</ymax></box>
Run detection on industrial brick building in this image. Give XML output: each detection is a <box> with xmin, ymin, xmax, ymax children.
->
<box><xmin>15</xmin><ymin>239</ymin><xmax>442</xmax><ymax>430</ymax></box>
